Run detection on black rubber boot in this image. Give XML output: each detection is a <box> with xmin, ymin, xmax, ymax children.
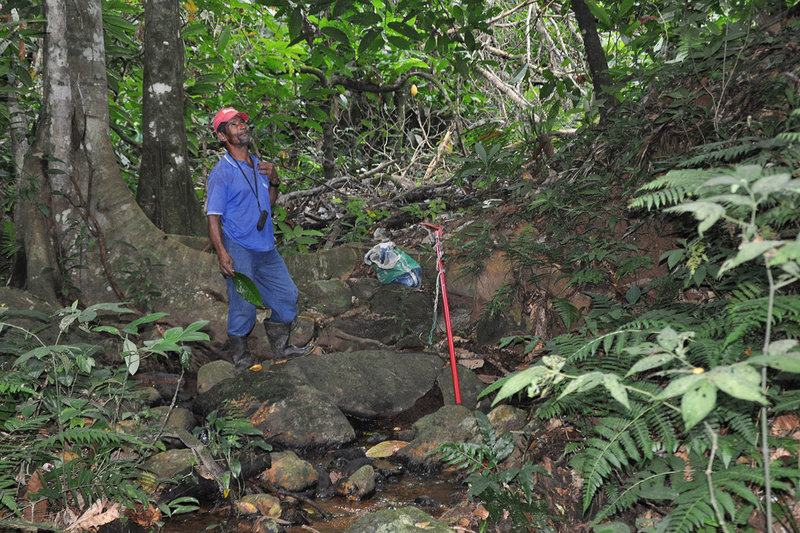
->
<box><xmin>229</xmin><ymin>335</ymin><xmax>254</xmax><ymax>372</ymax></box>
<box><xmin>264</xmin><ymin>320</ymin><xmax>313</xmax><ymax>361</ymax></box>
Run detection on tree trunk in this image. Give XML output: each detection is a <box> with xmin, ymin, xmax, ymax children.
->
<box><xmin>136</xmin><ymin>0</ymin><xmax>206</xmax><ymax>235</ymax></box>
<box><xmin>570</xmin><ymin>0</ymin><xmax>612</xmax><ymax>114</ymax></box>
<box><xmin>17</xmin><ymin>0</ymin><xmax>228</xmax><ymax>341</ymax></box>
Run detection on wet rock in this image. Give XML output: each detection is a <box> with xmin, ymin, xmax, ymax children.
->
<box><xmin>372</xmin><ymin>458</ymin><xmax>403</xmax><ymax>478</ymax></box>
<box><xmin>336</xmin><ymin>464</ymin><xmax>376</xmax><ymax>501</ymax></box>
<box><xmin>278</xmin><ymin>350</ymin><xmax>441</xmax><ymax>419</ymax></box>
<box><xmin>251</xmin><ymin>516</ymin><xmax>286</xmax><ymax>533</ymax></box>
<box><xmin>368</xmin><ymin>285</ymin><xmax>432</xmax><ymax>331</ymax></box>
<box><xmin>314</xmin><ymin>464</ymin><xmax>335</xmax><ymax>498</ymax></box>
<box><xmin>236</xmin><ymin>493</ymin><xmax>282</xmax><ymax>518</ymax></box>
<box><xmin>487</xmin><ymin>404</ymin><xmax>527</xmax><ymax>434</ymax></box>
<box><xmin>437</xmin><ymin>363</ymin><xmax>489</xmax><ymax>411</ymax></box>
<box><xmin>193</xmin><ymin>369</ymin><xmax>355</xmax><ymax>449</ymax></box>
<box><xmin>346</xmin><ymin>277</ymin><xmax>381</xmax><ymax>302</ymax></box>
<box><xmin>147</xmin><ymin>406</ymin><xmax>197</xmax><ymax>432</ymax></box>
<box><xmin>196</xmin><ymin>359</ymin><xmax>235</xmax><ymax>395</ymax></box>
<box><xmin>395</xmin><ymin>405</ymin><xmax>478</xmax><ymax>471</ymax></box>
<box><xmin>304</xmin><ymin>279</ymin><xmax>353</xmax><ymax>316</ymax></box>
<box><xmin>141</xmin><ymin>448</ymin><xmax>195</xmax><ymax>491</ymax></box>
<box><xmin>346</xmin><ymin>506</ymin><xmax>455</xmax><ymax>532</ymax></box>
<box><xmin>262</xmin><ymin>451</ymin><xmax>318</xmax><ymax>492</ymax></box>
<box><xmin>133</xmin><ymin>386</ymin><xmax>162</xmax><ymax>406</ymax></box>
<box><xmin>487</xmin><ymin>405</ymin><xmax>530</xmax><ymax>470</ymax></box>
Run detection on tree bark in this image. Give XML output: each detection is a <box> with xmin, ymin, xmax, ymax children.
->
<box><xmin>17</xmin><ymin>0</ymin><xmax>229</xmax><ymax>340</ymax></box>
<box><xmin>570</xmin><ymin>0</ymin><xmax>612</xmax><ymax>113</ymax></box>
<box><xmin>136</xmin><ymin>0</ymin><xmax>206</xmax><ymax>235</ymax></box>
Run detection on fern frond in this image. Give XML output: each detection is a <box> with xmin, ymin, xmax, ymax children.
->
<box><xmin>665</xmin><ymin>486</ymin><xmax>718</xmax><ymax>532</ymax></box>
<box><xmin>35</xmin><ymin>426</ymin><xmax>140</xmax><ymax>451</ymax></box>
<box><xmin>630</xmin><ymin>169</ymin><xmax>723</xmax><ymax>211</ymax></box>
<box><xmin>574</xmin><ymin>405</ymin><xmax>665</xmax><ymax>511</ymax></box>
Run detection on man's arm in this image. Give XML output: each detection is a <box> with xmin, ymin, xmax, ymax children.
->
<box><xmin>208</xmin><ymin>214</ymin><xmax>235</xmax><ymax>277</ymax></box>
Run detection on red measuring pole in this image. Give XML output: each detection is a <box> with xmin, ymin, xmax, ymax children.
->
<box><xmin>421</xmin><ymin>223</ymin><xmax>461</xmax><ymax>404</ymax></box>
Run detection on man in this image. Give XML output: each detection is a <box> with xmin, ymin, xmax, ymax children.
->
<box><xmin>206</xmin><ymin>107</ymin><xmax>312</xmax><ymax>371</ymax></box>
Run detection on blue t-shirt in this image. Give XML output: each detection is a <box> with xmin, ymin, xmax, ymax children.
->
<box><xmin>206</xmin><ymin>153</ymin><xmax>275</xmax><ymax>252</ymax></box>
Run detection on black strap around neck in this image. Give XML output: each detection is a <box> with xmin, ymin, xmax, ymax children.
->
<box><xmin>232</xmin><ymin>156</ymin><xmax>262</xmax><ymax>210</ymax></box>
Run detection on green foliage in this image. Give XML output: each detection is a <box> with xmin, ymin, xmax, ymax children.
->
<box><xmin>0</xmin><ymin>302</ymin><xmax>208</xmax><ymax>523</ymax></box>
<box><xmin>196</xmin><ymin>409</ymin><xmax>271</xmax><ymax>496</ymax></box>
<box><xmin>437</xmin><ymin>411</ymin><xmax>549</xmax><ymax>532</ymax></box>
<box><xmin>480</xmin><ymin>144</ymin><xmax>800</xmax><ymax>530</ymax></box>
<box><xmin>273</xmin><ymin>207</ymin><xmax>325</xmax><ymax>254</ymax></box>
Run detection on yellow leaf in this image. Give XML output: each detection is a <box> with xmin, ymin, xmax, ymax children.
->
<box><xmin>365</xmin><ymin>440</ymin><xmax>408</xmax><ymax>458</ymax></box>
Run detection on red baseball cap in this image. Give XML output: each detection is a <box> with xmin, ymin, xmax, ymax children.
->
<box><xmin>212</xmin><ymin>107</ymin><xmax>249</xmax><ymax>133</ymax></box>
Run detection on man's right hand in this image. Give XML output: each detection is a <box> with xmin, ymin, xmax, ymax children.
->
<box><xmin>218</xmin><ymin>251</ymin><xmax>235</xmax><ymax>277</ymax></box>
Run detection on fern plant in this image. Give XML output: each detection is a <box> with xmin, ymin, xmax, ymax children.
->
<box><xmin>482</xmin><ymin>161</ymin><xmax>800</xmax><ymax>532</ymax></box>
<box><xmin>436</xmin><ymin>410</ymin><xmax>550</xmax><ymax>532</ymax></box>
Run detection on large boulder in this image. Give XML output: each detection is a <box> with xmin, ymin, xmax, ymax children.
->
<box><xmin>303</xmin><ymin>279</ymin><xmax>353</xmax><ymax>316</ymax></box>
<box><xmin>193</xmin><ymin>369</ymin><xmax>355</xmax><ymax>449</ymax></box>
<box><xmin>395</xmin><ymin>405</ymin><xmax>478</xmax><ymax>471</ymax></box>
<box><xmin>284</xmin><ymin>246</ymin><xmax>361</xmax><ymax>288</ymax></box>
<box><xmin>277</xmin><ymin>350</ymin><xmax>443</xmax><ymax>419</ymax></box>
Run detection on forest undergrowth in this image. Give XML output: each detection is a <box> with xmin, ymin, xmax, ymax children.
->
<box><xmin>429</xmin><ymin>16</ymin><xmax>800</xmax><ymax>533</ymax></box>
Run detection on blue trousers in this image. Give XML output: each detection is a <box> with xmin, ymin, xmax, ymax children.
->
<box><xmin>224</xmin><ymin>235</ymin><xmax>299</xmax><ymax>336</ymax></box>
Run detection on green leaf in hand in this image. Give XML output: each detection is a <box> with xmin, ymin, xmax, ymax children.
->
<box><xmin>232</xmin><ymin>272</ymin><xmax>264</xmax><ymax>308</ymax></box>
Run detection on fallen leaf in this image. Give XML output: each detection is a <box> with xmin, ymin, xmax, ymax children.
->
<box><xmin>66</xmin><ymin>498</ymin><xmax>120</xmax><ymax>532</ymax></box>
<box><xmin>365</xmin><ymin>440</ymin><xmax>409</xmax><ymax>458</ymax></box>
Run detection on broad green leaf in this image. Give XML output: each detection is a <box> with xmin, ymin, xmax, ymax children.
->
<box><xmin>769</xmin><ymin>240</ymin><xmax>800</xmax><ymax>266</ymax></box>
<box><xmin>584</xmin><ymin>0</ymin><xmax>612</xmax><ymax>28</ymax></box>
<box><xmin>123</xmin><ymin>338</ymin><xmax>139</xmax><ymax>375</ymax></box>
<box><xmin>358</xmin><ymin>28</ymin><xmax>382</xmax><ymax>55</ymax></box>
<box><xmin>766</xmin><ymin>339</ymin><xmax>799</xmax><ymax>356</ymax></box>
<box><xmin>332</xmin><ymin>0</ymin><xmax>355</xmax><ymax>18</ymax></box>
<box><xmin>748</xmin><ymin>350</ymin><xmax>800</xmax><ymax>372</ymax></box>
<box><xmin>321</xmin><ymin>26</ymin><xmax>350</xmax><ymax>47</ymax></box>
<box><xmin>656</xmin><ymin>327</ymin><xmax>680</xmax><ymax>351</ymax></box>
<box><xmin>656</xmin><ymin>373</ymin><xmax>703</xmax><ymax>400</ymax></box>
<box><xmin>217</xmin><ymin>26</ymin><xmax>231</xmax><ymax>52</ymax></box>
<box><xmin>626</xmin><ymin>352</ymin><xmax>675</xmax><ymax>377</ymax></box>
<box><xmin>719</xmin><ymin>240</ymin><xmax>782</xmax><ymax>275</ymax></box>
<box><xmin>123</xmin><ymin>312</ymin><xmax>169</xmax><ymax>334</ymax></box>
<box><xmin>347</xmin><ymin>12</ymin><xmax>382</xmax><ymax>26</ymax></box>
<box><xmin>665</xmin><ymin>201</ymin><xmax>725</xmax><ymax>235</ymax></box>
<box><xmin>558</xmin><ymin>371</ymin><xmax>603</xmax><ymax>400</ymax></box>
<box><xmin>493</xmin><ymin>366</ymin><xmax>549</xmax><ymax>404</ymax></box>
<box><xmin>602</xmin><ymin>374</ymin><xmax>630</xmax><ymax>409</ymax></box>
<box><xmin>388</xmin><ymin>21</ymin><xmax>421</xmax><ymax>41</ymax></box>
<box><xmin>681</xmin><ymin>378</ymin><xmax>716</xmax><ymax>430</ymax></box>
<box><xmin>708</xmin><ymin>365</ymin><xmax>766</xmax><ymax>404</ymax></box>
<box><xmin>752</xmin><ymin>172</ymin><xmax>790</xmax><ymax>196</ymax></box>
<box><xmin>232</xmin><ymin>272</ymin><xmax>264</xmax><ymax>307</ymax></box>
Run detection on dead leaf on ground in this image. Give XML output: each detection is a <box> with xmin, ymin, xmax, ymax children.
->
<box><xmin>65</xmin><ymin>498</ymin><xmax>120</xmax><ymax>532</ymax></box>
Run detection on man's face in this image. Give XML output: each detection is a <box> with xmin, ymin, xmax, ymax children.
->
<box><xmin>220</xmin><ymin>117</ymin><xmax>250</xmax><ymax>146</ymax></box>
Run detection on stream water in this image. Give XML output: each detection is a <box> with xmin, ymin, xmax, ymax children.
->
<box><xmin>160</xmin><ymin>419</ymin><xmax>468</xmax><ymax>532</ymax></box>
<box><xmin>159</xmin><ymin>470</ymin><xmax>465</xmax><ymax>532</ymax></box>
